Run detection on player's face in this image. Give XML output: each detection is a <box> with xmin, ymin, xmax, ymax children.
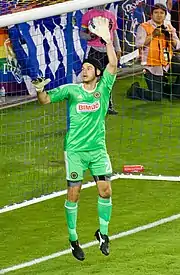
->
<box><xmin>82</xmin><ymin>63</ymin><xmax>97</xmax><ymax>83</ymax></box>
<box><xmin>152</xmin><ymin>9</ymin><xmax>166</xmax><ymax>24</ymax></box>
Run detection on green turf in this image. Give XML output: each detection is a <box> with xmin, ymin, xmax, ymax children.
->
<box><xmin>1</xmin><ymin>179</ymin><xmax>180</xmax><ymax>274</ymax></box>
<box><xmin>7</xmin><ymin>222</ymin><xmax>180</xmax><ymax>275</ymax></box>
<box><xmin>1</xmin><ymin>74</ymin><xmax>180</xmax><ymax>207</ymax></box>
<box><xmin>0</xmin><ymin>101</ymin><xmax>67</xmax><ymax>206</ymax></box>
<box><xmin>1</xmin><ymin>78</ymin><xmax>180</xmax><ymax>274</ymax></box>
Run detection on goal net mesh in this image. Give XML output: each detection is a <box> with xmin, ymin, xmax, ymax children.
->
<box><xmin>1</xmin><ymin>0</ymin><xmax>180</xmax><ymax>210</ymax></box>
<box><xmin>0</xmin><ymin>0</ymin><xmax>71</xmax><ymax>15</ymax></box>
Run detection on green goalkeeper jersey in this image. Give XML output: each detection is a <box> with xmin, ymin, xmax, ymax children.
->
<box><xmin>48</xmin><ymin>69</ymin><xmax>116</xmax><ymax>152</ymax></box>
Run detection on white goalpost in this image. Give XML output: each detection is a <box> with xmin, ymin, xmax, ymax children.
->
<box><xmin>0</xmin><ymin>0</ymin><xmax>120</xmax><ymax>27</ymax></box>
<box><xmin>1</xmin><ymin>0</ymin><xmax>180</xmax><ymax>214</ymax></box>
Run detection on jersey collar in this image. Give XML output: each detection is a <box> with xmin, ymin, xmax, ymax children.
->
<box><xmin>81</xmin><ymin>83</ymin><xmax>98</xmax><ymax>93</ymax></box>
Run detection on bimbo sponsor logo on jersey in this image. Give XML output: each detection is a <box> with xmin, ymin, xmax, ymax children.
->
<box><xmin>76</xmin><ymin>101</ymin><xmax>100</xmax><ymax>113</ymax></box>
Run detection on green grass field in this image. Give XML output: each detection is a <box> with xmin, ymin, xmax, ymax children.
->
<box><xmin>1</xmin><ymin>179</ymin><xmax>180</xmax><ymax>274</ymax></box>
<box><xmin>1</xmin><ymin>74</ymin><xmax>180</xmax><ymax>274</ymax></box>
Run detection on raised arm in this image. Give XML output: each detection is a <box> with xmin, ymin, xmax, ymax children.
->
<box><xmin>113</xmin><ymin>30</ymin><xmax>121</xmax><ymax>60</ymax></box>
<box><xmin>106</xmin><ymin>41</ymin><xmax>117</xmax><ymax>75</ymax></box>
<box><xmin>88</xmin><ymin>16</ymin><xmax>117</xmax><ymax>74</ymax></box>
<box><xmin>32</xmin><ymin>78</ymin><xmax>51</xmax><ymax>104</ymax></box>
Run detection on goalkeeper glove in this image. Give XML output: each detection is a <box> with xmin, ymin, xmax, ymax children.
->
<box><xmin>32</xmin><ymin>77</ymin><xmax>51</xmax><ymax>93</ymax></box>
<box><xmin>88</xmin><ymin>16</ymin><xmax>111</xmax><ymax>44</ymax></box>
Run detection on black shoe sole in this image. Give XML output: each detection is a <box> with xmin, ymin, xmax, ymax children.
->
<box><xmin>101</xmin><ymin>246</ymin><xmax>109</xmax><ymax>256</ymax></box>
<box><xmin>70</xmin><ymin>240</ymin><xmax>85</xmax><ymax>261</ymax></box>
<box><xmin>72</xmin><ymin>252</ymin><xmax>85</xmax><ymax>261</ymax></box>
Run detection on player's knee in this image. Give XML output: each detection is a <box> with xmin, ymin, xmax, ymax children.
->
<box><xmin>97</xmin><ymin>181</ymin><xmax>112</xmax><ymax>198</ymax></box>
<box><xmin>94</xmin><ymin>175</ymin><xmax>112</xmax><ymax>198</ymax></box>
<box><xmin>98</xmin><ymin>182</ymin><xmax>112</xmax><ymax>198</ymax></box>
<box><xmin>67</xmin><ymin>180</ymin><xmax>82</xmax><ymax>202</ymax></box>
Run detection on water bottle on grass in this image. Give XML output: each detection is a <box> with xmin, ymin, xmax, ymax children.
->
<box><xmin>0</xmin><ymin>86</ymin><xmax>6</xmax><ymax>103</ymax></box>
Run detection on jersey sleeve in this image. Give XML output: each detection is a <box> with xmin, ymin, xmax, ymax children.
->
<box><xmin>135</xmin><ymin>25</ymin><xmax>147</xmax><ymax>49</ymax></box>
<box><xmin>81</xmin><ymin>12</ymin><xmax>89</xmax><ymax>32</ymax></box>
<box><xmin>100</xmin><ymin>69</ymin><xmax>116</xmax><ymax>93</ymax></box>
<box><xmin>48</xmin><ymin>84</ymin><xmax>70</xmax><ymax>103</ymax></box>
<box><xmin>112</xmin><ymin>13</ymin><xmax>118</xmax><ymax>30</ymax></box>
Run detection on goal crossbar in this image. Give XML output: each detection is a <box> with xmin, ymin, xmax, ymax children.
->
<box><xmin>0</xmin><ymin>0</ymin><xmax>120</xmax><ymax>27</ymax></box>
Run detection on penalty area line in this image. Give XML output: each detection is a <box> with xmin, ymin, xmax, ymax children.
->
<box><xmin>0</xmin><ymin>213</ymin><xmax>180</xmax><ymax>274</ymax></box>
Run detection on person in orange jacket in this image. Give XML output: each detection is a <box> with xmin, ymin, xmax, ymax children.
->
<box><xmin>127</xmin><ymin>3</ymin><xmax>180</xmax><ymax>101</ymax></box>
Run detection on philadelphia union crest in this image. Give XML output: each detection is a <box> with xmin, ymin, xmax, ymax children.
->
<box><xmin>71</xmin><ymin>172</ymin><xmax>78</xmax><ymax>179</ymax></box>
<box><xmin>94</xmin><ymin>91</ymin><xmax>101</xmax><ymax>98</ymax></box>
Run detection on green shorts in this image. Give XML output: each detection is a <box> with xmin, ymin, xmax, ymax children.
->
<box><xmin>64</xmin><ymin>149</ymin><xmax>112</xmax><ymax>181</ymax></box>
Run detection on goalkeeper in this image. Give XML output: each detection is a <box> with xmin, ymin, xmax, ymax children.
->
<box><xmin>33</xmin><ymin>17</ymin><xmax>117</xmax><ymax>261</ymax></box>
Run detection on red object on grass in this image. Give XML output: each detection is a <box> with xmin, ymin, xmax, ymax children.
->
<box><xmin>123</xmin><ymin>165</ymin><xmax>144</xmax><ymax>173</ymax></box>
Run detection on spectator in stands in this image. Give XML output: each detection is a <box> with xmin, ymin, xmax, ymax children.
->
<box><xmin>127</xmin><ymin>3</ymin><xmax>180</xmax><ymax>101</ymax></box>
<box><xmin>167</xmin><ymin>0</ymin><xmax>174</xmax><ymax>10</ymax></box>
<box><xmin>80</xmin><ymin>5</ymin><xmax>121</xmax><ymax>115</ymax></box>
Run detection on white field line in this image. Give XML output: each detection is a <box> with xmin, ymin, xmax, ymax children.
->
<box><xmin>1</xmin><ymin>173</ymin><xmax>180</xmax><ymax>214</ymax></box>
<box><xmin>0</xmin><ymin>213</ymin><xmax>180</xmax><ymax>274</ymax></box>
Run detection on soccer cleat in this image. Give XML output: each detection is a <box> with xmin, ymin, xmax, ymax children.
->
<box><xmin>70</xmin><ymin>240</ymin><xmax>85</xmax><ymax>261</ymax></box>
<box><xmin>95</xmin><ymin>229</ymin><xmax>110</xmax><ymax>256</ymax></box>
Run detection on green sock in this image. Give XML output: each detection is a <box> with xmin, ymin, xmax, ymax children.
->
<box><xmin>64</xmin><ymin>200</ymin><xmax>78</xmax><ymax>242</ymax></box>
<box><xmin>98</xmin><ymin>196</ymin><xmax>112</xmax><ymax>235</ymax></box>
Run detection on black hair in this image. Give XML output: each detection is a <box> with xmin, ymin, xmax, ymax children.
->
<box><xmin>83</xmin><ymin>58</ymin><xmax>103</xmax><ymax>77</ymax></box>
<box><xmin>151</xmin><ymin>3</ymin><xmax>167</xmax><ymax>15</ymax></box>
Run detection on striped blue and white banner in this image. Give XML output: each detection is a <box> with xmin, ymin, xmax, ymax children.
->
<box><xmin>1</xmin><ymin>1</ymin><xmax>155</xmax><ymax>95</ymax></box>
